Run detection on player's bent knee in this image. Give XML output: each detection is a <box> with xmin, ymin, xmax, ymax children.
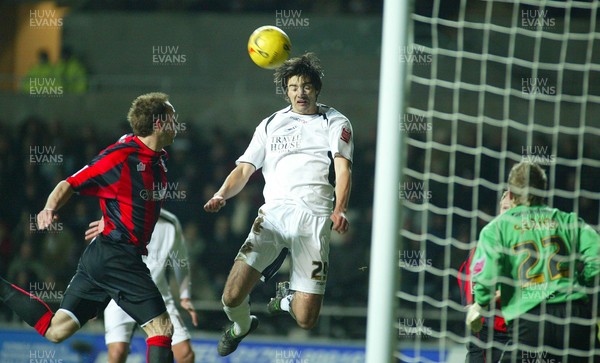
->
<box><xmin>291</xmin><ymin>293</ymin><xmax>323</xmax><ymax>330</ymax></box>
<box><xmin>44</xmin><ymin>310</ymin><xmax>80</xmax><ymax>343</ymax></box>
<box><xmin>44</xmin><ymin>324</ymin><xmax>78</xmax><ymax>343</ymax></box>
<box><xmin>222</xmin><ymin>291</ymin><xmax>244</xmax><ymax>308</ymax></box>
<box><xmin>295</xmin><ymin>315</ymin><xmax>319</xmax><ymax>330</ymax></box>
<box><xmin>44</xmin><ymin>328</ymin><xmax>70</xmax><ymax>344</ymax></box>
<box><xmin>221</xmin><ymin>291</ymin><xmax>235</xmax><ymax>307</ymax></box>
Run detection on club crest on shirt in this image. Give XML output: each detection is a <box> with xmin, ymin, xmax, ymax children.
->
<box><xmin>472</xmin><ymin>257</ymin><xmax>485</xmax><ymax>275</ymax></box>
<box><xmin>136</xmin><ymin>162</ymin><xmax>146</xmax><ymax>172</ymax></box>
<box><xmin>341</xmin><ymin>127</ymin><xmax>351</xmax><ymax>143</ymax></box>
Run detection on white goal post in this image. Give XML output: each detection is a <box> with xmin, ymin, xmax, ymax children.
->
<box><xmin>365</xmin><ymin>0</ymin><xmax>409</xmax><ymax>362</ymax></box>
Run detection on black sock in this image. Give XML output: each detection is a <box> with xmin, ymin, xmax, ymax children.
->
<box><xmin>146</xmin><ymin>335</ymin><xmax>173</xmax><ymax>363</ymax></box>
<box><xmin>0</xmin><ymin>277</ymin><xmax>53</xmax><ymax>331</ymax></box>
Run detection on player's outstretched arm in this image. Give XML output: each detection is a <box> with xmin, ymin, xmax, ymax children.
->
<box><xmin>331</xmin><ymin>156</ymin><xmax>352</xmax><ymax>234</ymax></box>
<box><xmin>204</xmin><ymin>162</ymin><xmax>256</xmax><ymax>213</ymax></box>
<box><xmin>37</xmin><ymin>180</ymin><xmax>74</xmax><ymax>230</ymax></box>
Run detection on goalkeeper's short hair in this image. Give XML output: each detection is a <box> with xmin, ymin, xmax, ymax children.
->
<box><xmin>508</xmin><ymin>161</ymin><xmax>548</xmax><ymax>206</ymax></box>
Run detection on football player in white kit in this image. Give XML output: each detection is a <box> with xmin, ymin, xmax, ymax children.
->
<box><xmin>204</xmin><ymin>52</ymin><xmax>353</xmax><ymax>356</ymax></box>
<box><xmin>85</xmin><ymin>209</ymin><xmax>198</xmax><ymax>363</ymax></box>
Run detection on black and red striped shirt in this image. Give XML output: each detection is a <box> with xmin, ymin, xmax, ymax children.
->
<box><xmin>66</xmin><ymin>134</ymin><xmax>168</xmax><ymax>255</ymax></box>
<box><xmin>458</xmin><ymin>248</ymin><xmax>507</xmax><ymax>333</ymax></box>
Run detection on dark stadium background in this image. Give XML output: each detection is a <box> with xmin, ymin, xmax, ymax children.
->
<box><xmin>3</xmin><ymin>1</ymin><xmax>599</xmax><ymax>362</ymax></box>
<box><xmin>0</xmin><ymin>1</ymin><xmax>384</xmax><ymax>356</ymax></box>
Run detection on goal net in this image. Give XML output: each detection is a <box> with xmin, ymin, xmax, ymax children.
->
<box><xmin>396</xmin><ymin>0</ymin><xmax>600</xmax><ymax>361</ymax></box>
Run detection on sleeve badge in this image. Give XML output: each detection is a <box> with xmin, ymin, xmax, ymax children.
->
<box><xmin>340</xmin><ymin>127</ymin><xmax>351</xmax><ymax>143</ymax></box>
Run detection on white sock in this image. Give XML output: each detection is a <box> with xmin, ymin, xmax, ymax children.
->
<box><xmin>222</xmin><ymin>295</ymin><xmax>251</xmax><ymax>336</ymax></box>
<box><xmin>280</xmin><ymin>294</ymin><xmax>294</xmax><ymax>312</ymax></box>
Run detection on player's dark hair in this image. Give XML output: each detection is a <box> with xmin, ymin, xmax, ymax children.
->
<box><xmin>508</xmin><ymin>161</ymin><xmax>548</xmax><ymax>206</ymax></box>
<box><xmin>274</xmin><ymin>52</ymin><xmax>323</xmax><ymax>101</ymax></box>
<box><xmin>127</xmin><ymin>92</ymin><xmax>170</xmax><ymax>137</ymax></box>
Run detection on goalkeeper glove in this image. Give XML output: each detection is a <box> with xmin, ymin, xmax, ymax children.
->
<box><xmin>466</xmin><ymin>303</ymin><xmax>484</xmax><ymax>333</ymax></box>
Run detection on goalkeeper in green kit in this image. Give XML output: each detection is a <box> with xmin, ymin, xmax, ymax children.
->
<box><xmin>466</xmin><ymin>161</ymin><xmax>600</xmax><ymax>362</ymax></box>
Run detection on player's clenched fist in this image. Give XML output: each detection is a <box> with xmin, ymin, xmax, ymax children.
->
<box><xmin>330</xmin><ymin>210</ymin><xmax>349</xmax><ymax>234</ymax></box>
<box><xmin>204</xmin><ymin>195</ymin><xmax>226</xmax><ymax>212</ymax></box>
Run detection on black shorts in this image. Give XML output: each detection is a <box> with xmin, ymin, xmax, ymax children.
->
<box><xmin>60</xmin><ymin>235</ymin><xmax>165</xmax><ymax>326</ymax></box>
<box><xmin>466</xmin><ymin>321</ymin><xmax>510</xmax><ymax>363</ymax></box>
<box><xmin>500</xmin><ymin>300</ymin><xmax>597</xmax><ymax>363</ymax></box>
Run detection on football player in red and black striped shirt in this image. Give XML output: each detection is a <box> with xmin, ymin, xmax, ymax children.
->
<box><xmin>0</xmin><ymin>92</ymin><xmax>178</xmax><ymax>363</ymax></box>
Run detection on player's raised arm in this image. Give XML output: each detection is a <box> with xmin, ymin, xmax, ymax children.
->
<box><xmin>204</xmin><ymin>162</ymin><xmax>256</xmax><ymax>213</ymax></box>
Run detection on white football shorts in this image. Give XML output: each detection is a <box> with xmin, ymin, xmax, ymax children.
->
<box><xmin>236</xmin><ymin>203</ymin><xmax>332</xmax><ymax>295</ymax></box>
<box><xmin>104</xmin><ymin>298</ymin><xmax>191</xmax><ymax>346</ymax></box>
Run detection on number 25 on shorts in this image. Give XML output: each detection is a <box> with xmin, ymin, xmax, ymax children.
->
<box><xmin>311</xmin><ymin>261</ymin><xmax>328</xmax><ymax>281</ymax></box>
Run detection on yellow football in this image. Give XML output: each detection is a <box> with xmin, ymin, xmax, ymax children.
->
<box><xmin>248</xmin><ymin>26</ymin><xmax>291</xmax><ymax>69</ymax></box>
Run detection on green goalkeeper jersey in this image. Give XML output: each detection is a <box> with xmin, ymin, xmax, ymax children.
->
<box><xmin>471</xmin><ymin>205</ymin><xmax>600</xmax><ymax>322</ymax></box>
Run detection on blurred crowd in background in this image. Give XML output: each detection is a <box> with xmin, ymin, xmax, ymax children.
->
<box><xmin>0</xmin><ymin>114</ymin><xmax>598</xmax><ymax>339</ymax></box>
<box><xmin>0</xmin><ymin>114</ymin><xmax>374</xmax><ymax>338</ymax></box>
<box><xmin>21</xmin><ymin>47</ymin><xmax>88</xmax><ymax>95</ymax></box>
